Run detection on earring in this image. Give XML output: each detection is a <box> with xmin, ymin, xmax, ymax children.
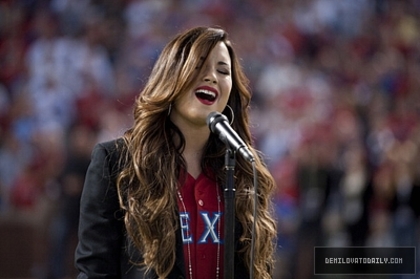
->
<box><xmin>167</xmin><ymin>103</ymin><xmax>172</xmax><ymax>116</ymax></box>
<box><xmin>224</xmin><ymin>105</ymin><xmax>234</xmax><ymax>125</ymax></box>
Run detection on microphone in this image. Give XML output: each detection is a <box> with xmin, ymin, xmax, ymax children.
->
<box><xmin>206</xmin><ymin>111</ymin><xmax>255</xmax><ymax>162</ymax></box>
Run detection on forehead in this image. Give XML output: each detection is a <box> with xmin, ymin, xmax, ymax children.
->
<box><xmin>207</xmin><ymin>41</ymin><xmax>231</xmax><ymax>66</ymax></box>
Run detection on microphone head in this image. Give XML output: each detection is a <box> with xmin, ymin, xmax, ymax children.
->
<box><xmin>206</xmin><ymin>111</ymin><xmax>255</xmax><ymax>162</ymax></box>
<box><xmin>206</xmin><ymin>111</ymin><xmax>228</xmax><ymax>133</ymax></box>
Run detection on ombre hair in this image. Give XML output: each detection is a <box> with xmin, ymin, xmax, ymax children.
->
<box><xmin>116</xmin><ymin>26</ymin><xmax>277</xmax><ymax>278</ymax></box>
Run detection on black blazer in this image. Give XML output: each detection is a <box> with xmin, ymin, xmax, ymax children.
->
<box><xmin>75</xmin><ymin>139</ymin><xmax>250</xmax><ymax>279</ymax></box>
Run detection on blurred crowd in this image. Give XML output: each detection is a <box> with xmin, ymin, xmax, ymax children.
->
<box><xmin>0</xmin><ymin>0</ymin><xmax>419</xmax><ymax>278</ymax></box>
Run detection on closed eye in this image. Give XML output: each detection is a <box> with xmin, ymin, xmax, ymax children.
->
<box><xmin>218</xmin><ymin>69</ymin><xmax>230</xmax><ymax>75</ymax></box>
<box><xmin>217</xmin><ymin>61</ymin><xmax>231</xmax><ymax>75</ymax></box>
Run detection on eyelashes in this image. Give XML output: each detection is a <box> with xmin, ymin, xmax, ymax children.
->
<box><xmin>217</xmin><ymin>70</ymin><xmax>230</xmax><ymax>75</ymax></box>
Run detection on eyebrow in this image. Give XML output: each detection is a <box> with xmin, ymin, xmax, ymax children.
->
<box><xmin>198</xmin><ymin>57</ymin><xmax>231</xmax><ymax>67</ymax></box>
<box><xmin>218</xmin><ymin>61</ymin><xmax>231</xmax><ymax>67</ymax></box>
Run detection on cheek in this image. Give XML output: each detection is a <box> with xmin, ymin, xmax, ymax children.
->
<box><xmin>221</xmin><ymin>92</ymin><xmax>231</xmax><ymax>108</ymax></box>
<box><xmin>221</xmin><ymin>78</ymin><xmax>232</xmax><ymax>96</ymax></box>
<box><xmin>224</xmin><ymin>82</ymin><xmax>233</xmax><ymax>102</ymax></box>
<box><xmin>172</xmin><ymin>94</ymin><xmax>190</xmax><ymax>113</ymax></box>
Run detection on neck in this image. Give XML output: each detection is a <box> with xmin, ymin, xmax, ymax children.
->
<box><xmin>181</xmin><ymin>126</ymin><xmax>210</xmax><ymax>179</ymax></box>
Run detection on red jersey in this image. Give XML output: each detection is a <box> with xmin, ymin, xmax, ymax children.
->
<box><xmin>177</xmin><ymin>172</ymin><xmax>224</xmax><ymax>279</ymax></box>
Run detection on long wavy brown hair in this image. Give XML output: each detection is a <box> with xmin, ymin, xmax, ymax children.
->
<box><xmin>116</xmin><ymin>26</ymin><xmax>277</xmax><ymax>278</ymax></box>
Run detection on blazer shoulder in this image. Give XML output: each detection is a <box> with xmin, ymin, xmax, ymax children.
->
<box><xmin>91</xmin><ymin>138</ymin><xmax>127</xmax><ymax>176</ymax></box>
<box><xmin>96</xmin><ymin>137</ymin><xmax>125</xmax><ymax>153</ymax></box>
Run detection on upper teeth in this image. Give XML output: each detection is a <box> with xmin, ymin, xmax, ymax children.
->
<box><xmin>196</xmin><ymin>89</ymin><xmax>216</xmax><ymax>98</ymax></box>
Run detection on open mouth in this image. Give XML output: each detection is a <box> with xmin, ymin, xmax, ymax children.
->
<box><xmin>195</xmin><ymin>89</ymin><xmax>217</xmax><ymax>102</ymax></box>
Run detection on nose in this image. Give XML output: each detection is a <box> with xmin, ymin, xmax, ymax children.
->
<box><xmin>202</xmin><ymin>67</ymin><xmax>217</xmax><ymax>84</ymax></box>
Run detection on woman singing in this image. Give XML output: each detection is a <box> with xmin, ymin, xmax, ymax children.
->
<box><xmin>75</xmin><ymin>26</ymin><xmax>277</xmax><ymax>279</ymax></box>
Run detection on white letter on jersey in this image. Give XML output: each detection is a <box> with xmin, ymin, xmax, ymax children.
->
<box><xmin>199</xmin><ymin>212</ymin><xmax>222</xmax><ymax>244</ymax></box>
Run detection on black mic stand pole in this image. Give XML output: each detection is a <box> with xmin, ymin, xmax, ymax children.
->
<box><xmin>224</xmin><ymin>148</ymin><xmax>236</xmax><ymax>279</ymax></box>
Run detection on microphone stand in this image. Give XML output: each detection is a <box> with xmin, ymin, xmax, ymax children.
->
<box><xmin>224</xmin><ymin>148</ymin><xmax>236</xmax><ymax>279</ymax></box>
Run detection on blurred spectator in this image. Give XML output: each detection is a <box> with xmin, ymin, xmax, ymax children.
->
<box><xmin>0</xmin><ymin>0</ymin><xmax>28</xmax><ymax>93</ymax></box>
<box><xmin>44</xmin><ymin>124</ymin><xmax>95</xmax><ymax>279</ymax></box>
<box><xmin>25</xmin><ymin>8</ymin><xmax>77</xmax><ymax>134</ymax></box>
<box><xmin>339</xmin><ymin>142</ymin><xmax>372</xmax><ymax>246</ymax></box>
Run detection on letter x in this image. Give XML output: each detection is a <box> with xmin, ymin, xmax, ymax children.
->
<box><xmin>198</xmin><ymin>212</ymin><xmax>222</xmax><ymax>244</ymax></box>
